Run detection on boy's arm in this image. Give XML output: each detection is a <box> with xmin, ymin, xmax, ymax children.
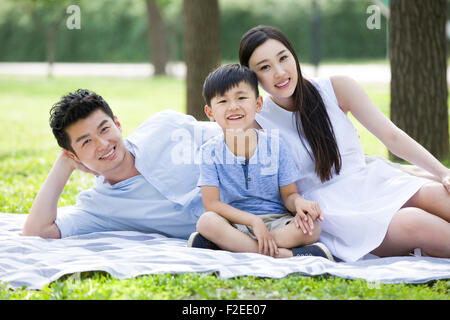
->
<box><xmin>201</xmin><ymin>186</ymin><xmax>260</xmax><ymax>226</ymax></box>
<box><xmin>22</xmin><ymin>151</ymin><xmax>77</xmax><ymax>238</ymax></box>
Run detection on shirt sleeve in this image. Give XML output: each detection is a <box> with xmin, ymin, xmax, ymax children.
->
<box><xmin>277</xmin><ymin>136</ymin><xmax>302</xmax><ymax>187</ymax></box>
<box><xmin>54</xmin><ymin>205</ymin><xmax>110</xmax><ymax>238</ymax></box>
<box><xmin>197</xmin><ymin>142</ymin><xmax>219</xmax><ymax>187</ymax></box>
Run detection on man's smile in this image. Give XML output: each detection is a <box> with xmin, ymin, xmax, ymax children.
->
<box><xmin>99</xmin><ymin>146</ymin><xmax>116</xmax><ymax>160</ymax></box>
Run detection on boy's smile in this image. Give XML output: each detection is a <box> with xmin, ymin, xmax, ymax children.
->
<box><xmin>204</xmin><ymin>81</ymin><xmax>263</xmax><ymax>133</ymax></box>
<box><xmin>226</xmin><ymin>113</ymin><xmax>244</xmax><ymax>121</ymax></box>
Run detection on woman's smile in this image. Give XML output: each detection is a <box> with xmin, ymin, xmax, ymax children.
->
<box><xmin>275</xmin><ymin>78</ymin><xmax>290</xmax><ymax>89</ymax></box>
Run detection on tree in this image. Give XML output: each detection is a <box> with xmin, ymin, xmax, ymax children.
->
<box><xmin>21</xmin><ymin>0</ymin><xmax>75</xmax><ymax>77</ymax></box>
<box><xmin>183</xmin><ymin>0</ymin><xmax>221</xmax><ymax>120</ymax></box>
<box><xmin>311</xmin><ymin>0</ymin><xmax>321</xmax><ymax>76</ymax></box>
<box><xmin>389</xmin><ymin>0</ymin><xmax>448</xmax><ymax>160</ymax></box>
<box><xmin>145</xmin><ymin>0</ymin><xmax>168</xmax><ymax>75</ymax></box>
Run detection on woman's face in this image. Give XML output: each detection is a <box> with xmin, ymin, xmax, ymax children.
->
<box><xmin>248</xmin><ymin>39</ymin><xmax>298</xmax><ymax>109</ymax></box>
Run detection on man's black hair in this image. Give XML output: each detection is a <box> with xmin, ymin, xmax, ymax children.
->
<box><xmin>49</xmin><ymin>89</ymin><xmax>114</xmax><ymax>153</ymax></box>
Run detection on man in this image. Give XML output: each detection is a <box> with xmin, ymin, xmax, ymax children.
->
<box><xmin>22</xmin><ymin>89</ymin><xmax>220</xmax><ymax>239</ymax></box>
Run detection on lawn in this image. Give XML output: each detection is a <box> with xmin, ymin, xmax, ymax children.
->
<box><xmin>0</xmin><ymin>74</ymin><xmax>448</xmax><ymax>300</ymax></box>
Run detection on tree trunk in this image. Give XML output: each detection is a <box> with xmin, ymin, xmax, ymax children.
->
<box><xmin>183</xmin><ymin>0</ymin><xmax>221</xmax><ymax>120</ymax></box>
<box><xmin>46</xmin><ymin>30</ymin><xmax>55</xmax><ymax>77</ymax></box>
<box><xmin>30</xmin><ymin>8</ymin><xmax>66</xmax><ymax>78</ymax></box>
<box><xmin>389</xmin><ymin>0</ymin><xmax>448</xmax><ymax>160</ymax></box>
<box><xmin>311</xmin><ymin>0</ymin><xmax>321</xmax><ymax>77</ymax></box>
<box><xmin>145</xmin><ymin>0</ymin><xmax>167</xmax><ymax>76</ymax></box>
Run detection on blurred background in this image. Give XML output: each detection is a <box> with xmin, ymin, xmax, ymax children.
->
<box><xmin>0</xmin><ymin>0</ymin><xmax>391</xmax><ymax>65</ymax></box>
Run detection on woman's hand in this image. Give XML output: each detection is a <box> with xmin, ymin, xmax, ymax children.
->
<box><xmin>251</xmin><ymin>216</ymin><xmax>279</xmax><ymax>257</ymax></box>
<box><xmin>439</xmin><ymin>169</ymin><xmax>450</xmax><ymax>192</ymax></box>
<box><xmin>293</xmin><ymin>198</ymin><xmax>324</xmax><ymax>235</ymax></box>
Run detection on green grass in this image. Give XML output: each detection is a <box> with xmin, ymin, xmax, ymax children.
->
<box><xmin>1</xmin><ymin>273</ymin><xmax>449</xmax><ymax>300</ymax></box>
<box><xmin>0</xmin><ymin>75</ymin><xmax>448</xmax><ymax>300</ymax></box>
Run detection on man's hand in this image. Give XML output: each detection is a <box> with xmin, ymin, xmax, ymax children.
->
<box><xmin>61</xmin><ymin>149</ymin><xmax>99</xmax><ymax>176</ymax></box>
<box><xmin>251</xmin><ymin>216</ymin><xmax>279</xmax><ymax>257</ymax></box>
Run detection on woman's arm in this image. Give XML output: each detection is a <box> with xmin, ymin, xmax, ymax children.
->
<box><xmin>331</xmin><ymin>75</ymin><xmax>449</xmax><ymax>190</ymax></box>
<box><xmin>280</xmin><ymin>183</ymin><xmax>322</xmax><ymax>235</ymax></box>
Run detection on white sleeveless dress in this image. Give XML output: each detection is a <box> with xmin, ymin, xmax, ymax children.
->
<box><xmin>255</xmin><ymin>77</ymin><xmax>432</xmax><ymax>262</ymax></box>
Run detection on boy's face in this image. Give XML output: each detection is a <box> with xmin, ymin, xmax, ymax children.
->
<box><xmin>64</xmin><ymin>109</ymin><xmax>128</xmax><ymax>177</ymax></box>
<box><xmin>204</xmin><ymin>81</ymin><xmax>263</xmax><ymax>132</ymax></box>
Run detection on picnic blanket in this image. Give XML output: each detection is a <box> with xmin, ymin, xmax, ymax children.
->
<box><xmin>1</xmin><ymin>213</ymin><xmax>449</xmax><ymax>290</ymax></box>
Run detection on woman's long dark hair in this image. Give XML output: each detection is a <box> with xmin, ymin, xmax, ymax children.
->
<box><xmin>239</xmin><ymin>25</ymin><xmax>341</xmax><ymax>182</ymax></box>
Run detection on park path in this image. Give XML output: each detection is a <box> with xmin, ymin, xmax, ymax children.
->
<box><xmin>0</xmin><ymin>62</ymin><xmax>449</xmax><ymax>84</ymax></box>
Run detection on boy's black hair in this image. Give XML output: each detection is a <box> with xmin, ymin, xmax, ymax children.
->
<box><xmin>202</xmin><ymin>64</ymin><xmax>259</xmax><ymax>106</ymax></box>
<box><xmin>49</xmin><ymin>89</ymin><xmax>114</xmax><ymax>154</ymax></box>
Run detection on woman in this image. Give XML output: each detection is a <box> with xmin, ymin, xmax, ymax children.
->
<box><xmin>238</xmin><ymin>25</ymin><xmax>450</xmax><ymax>262</ymax></box>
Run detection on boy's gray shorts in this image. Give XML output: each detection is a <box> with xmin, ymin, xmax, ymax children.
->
<box><xmin>231</xmin><ymin>213</ymin><xmax>294</xmax><ymax>239</ymax></box>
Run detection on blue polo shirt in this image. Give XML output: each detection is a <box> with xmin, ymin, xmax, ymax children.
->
<box><xmin>197</xmin><ymin>129</ymin><xmax>301</xmax><ymax>215</ymax></box>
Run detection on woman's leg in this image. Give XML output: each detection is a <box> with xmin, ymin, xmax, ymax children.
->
<box><xmin>371</xmin><ymin>207</ymin><xmax>450</xmax><ymax>258</ymax></box>
<box><xmin>403</xmin><ymin>182</ymin><xmax>450</xmax><ymax>222</ymax></box>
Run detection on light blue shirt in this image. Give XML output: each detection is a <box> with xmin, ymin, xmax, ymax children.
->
<box><xmin>197</xmin><ymin>129</ymin><xmax>301</xmax><ymax>215</ymax></box>
<box><xmin>55</xmin><ymin>111</ymin><xmax>222</xmax><ymax>239</ymax></box>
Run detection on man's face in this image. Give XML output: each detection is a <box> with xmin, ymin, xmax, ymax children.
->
<box><xmin>65</xmin><ymin>109</ymin><xmax>127</xmax><ymax>177</ymax></box>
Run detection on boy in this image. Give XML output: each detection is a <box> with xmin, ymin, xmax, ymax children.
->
<box><xmin>188</xmin><ymin>64</ymin><xmax>334</xmax><ymax>260</ymax></box>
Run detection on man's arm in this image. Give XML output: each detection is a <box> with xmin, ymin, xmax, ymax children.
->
<box><xmin>22</xmin><ymin>151</ymin><xmax>76</xmax><ymax>238</ymax></box>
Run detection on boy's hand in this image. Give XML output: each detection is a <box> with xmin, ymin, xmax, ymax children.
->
<box><xmin>251</xmin><ymin>216</ymin><xmax>279</xmax><ymax>257</ymax></box>
<box><xmin>293</xmin><ymin>198</ymin><xmax>324</xmax><ymax>235</ymax></box>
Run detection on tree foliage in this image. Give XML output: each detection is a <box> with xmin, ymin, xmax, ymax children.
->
<box><xmin>0</xmin><ymin>0</ymin><xmax>391</xmax><ymax>63</ymax></box>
